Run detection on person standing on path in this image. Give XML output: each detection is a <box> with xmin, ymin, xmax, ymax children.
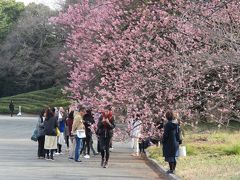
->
<box><xmin>72</xmin><ymin>107</ymin><xmax>85</xmax><ymax>162</ymax></box>
<box><xmin>57</xmin><ymin>107</ymin><xmax>66</xmax><ymax>155</ymax></box>
<box><xmin>97</xmin><ymin>106</ymin><xmax>115</xmax><ymax>168</ymax></box>
<box><xmin>131</xmin><ymin>114</ymin><xmax>142</xmax><ymax>156</ymax></box>
<box><xmin>64</xmin><ymin>108</ymin><xmax>70</xmax><ymax>151</ymax></box>
<box><xmin>162</xmin><ymin>111</ymin><xmax>181</xmax><ymax>174</ymax></box>
<box><xmin>9</xmin><ymin>100</ymin><xmax>14</xmax><ymax>117</ymax></box>
<box><xmin>129</xmin><ymin>114</ymin><xmax>135</xmax><ymax>149</ymax></box>
<box><xmin>94</xmin><ymin>111</ymin><xmax>102</xmax><ymax>154</ymax></box>
<box><xmin>36</xmin><ymin>109</ymin><xmax>45</xmax><ymax>159</ymax></box>
<box><xmin>67</xmin><ymin>110</ymin><xmax>75</xmax><ymax>160</ymax></box>
<box><xmin>82</xmin><ymin>108</ymin><xmax>96</xmax><ymax>158</ymax></box>
<box><xmin>44</xmin><ymin>108</ymin><xmax>58</xmax><ymax>161</ymax></box>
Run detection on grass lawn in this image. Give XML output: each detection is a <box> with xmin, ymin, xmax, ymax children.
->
<box><xmin>0</xmin><ymin>87</ymin><xmax>70</xmax><ymax>114</ymax></box>
<box><xmin>148</xmin><ymin>122</ymin><xmax>240</xmax><ymax>180</ymax></box>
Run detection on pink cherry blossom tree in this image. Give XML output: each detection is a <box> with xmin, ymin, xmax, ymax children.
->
<box><xmin>52</xmin><ymin>0</ymin><xmax>240</xmax><ymax>133</ymax></box>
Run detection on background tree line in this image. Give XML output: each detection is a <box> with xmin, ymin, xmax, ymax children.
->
<box><xmin>0</xmin><ymin>0</ymin><xmax>68</xmax><ymax>98</ymax></box>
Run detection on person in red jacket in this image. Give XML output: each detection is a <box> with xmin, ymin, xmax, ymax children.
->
<box><xmin>97</xmin><ymin>105</ymin><xmax>115</xmax><ymax>168</ymax></box>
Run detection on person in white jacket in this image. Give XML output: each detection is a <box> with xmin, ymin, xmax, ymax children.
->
<box><xmin>129</xmin><ymin>115</ymin><xmax>135</xmax><ymax>149</ymax></box>
<box><xmin>130</xmin><ymin>114</ymin><xmax>142</xmax><ymax>156</ymax></box>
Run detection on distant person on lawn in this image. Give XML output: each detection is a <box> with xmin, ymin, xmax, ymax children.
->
<box><xmin>162</xmin><ymin>111</ymin><xmax>181</xmax><ymax>174</ymax></box>
<box><xmin>9</xmin><ymin>100</ymin><xmax>14</xmax><ymax>117</ymax></box>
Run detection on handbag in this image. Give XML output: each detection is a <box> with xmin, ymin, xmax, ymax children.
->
<box><xmin>58</xmin><ymin>133</ymin><xmax>65</xmax><ymax>145</ymax></box>
<box><xmin>31</xmin><ymin>128</ymin><xmax>38</xmax><ymax>142</ymax></box>
<box><xmin>56</xmin><ymin>127</ymin><xmax>60</xmax><ymax>137</ymax></box>
<box><xmin>179</xmin><ymin>146</ymin><xmax>187</xmax><ymax>157</ymax></box>
<box><xmin>77</xmin><ymin>129</ymin><xmax>86</xmax><ymax>138</ymax></box>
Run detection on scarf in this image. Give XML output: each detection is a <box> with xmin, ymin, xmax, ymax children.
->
<box><xmin>102</xmin><ymin>111</ymin><xmax>113</xmax><ymax>128</ymax></box>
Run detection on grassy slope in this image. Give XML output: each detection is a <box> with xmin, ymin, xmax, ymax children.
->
<box><xmin>148</xmin><ymin>122</ymin><xmax>240</xmax><ymax>180</ymax></box>
<box><xmin>0</xmin><ymin>87</ymin><xmax>70</xmax><ymax>114</ymax></box>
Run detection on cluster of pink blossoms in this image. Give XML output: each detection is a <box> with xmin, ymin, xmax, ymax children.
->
<box><xmin>52</xmin><ymin>0</ymin><xmax>240</xmax><ymax>133</ymax></box>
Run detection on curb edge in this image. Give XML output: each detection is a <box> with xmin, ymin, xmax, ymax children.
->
<box><xmin>145</xmin><ymin>151</ymin><xmax>180</xmax><ymax>180</ymax></box>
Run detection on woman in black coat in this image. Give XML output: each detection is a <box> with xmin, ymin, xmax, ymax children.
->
<box><xmin>82</xmin><ymin>109</ymin><xmax>97</xmax><ymax>157</ymax></box>
<box><xmin>97</xmin><ymin>106</ymin><xmax>115</xmax><ymax>168</ymax></box>
<box><xmin>162</xmin><ymin>111</ymin><xmax>181</xmax><ymax>174</ymax></box>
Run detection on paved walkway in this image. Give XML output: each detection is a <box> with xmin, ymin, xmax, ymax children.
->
<box><xmin>0</xmin><ymin>115</ymin><xmax>166</xmax><ymax>180</ymax></box>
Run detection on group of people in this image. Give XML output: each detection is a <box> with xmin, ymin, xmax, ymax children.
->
<box><xmin>35</xmin><ymin>104</ymin><xmax>181</xmax><ymax>173</ymax></box>
<box><xmin>129</xmin><ymin>111</ymin><xmax>182</xmax><ymax>174</ymax></box>
<box><xmin>35</xmin><ymin>105</ymin><xmax>115</xmax><ymax>168</ymax></box>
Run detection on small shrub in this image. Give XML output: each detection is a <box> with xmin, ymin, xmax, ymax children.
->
<box><xmin>223</xmin><ymin>145</ymin><xmax>240</xmax><ymax>155</ymax></box>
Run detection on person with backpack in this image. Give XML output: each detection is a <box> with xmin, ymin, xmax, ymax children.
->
<box><xmin>173</xmin><ymin>112</ymin><xmax>183</xmax><ymax>144</ymax></box>
<box><xmin>162</xmin><ymin>111</ymin><xmax>181</xmax><ymax>174</ymax></box>
<box><xmin>97</xmin><ymin>105</ymin><xmax>115</xmax><ymax>168</ymax></box>
<box><xmin>36</xmin><ymin>109</ymin><xmax>45</xmax><ymax>159</ymax></box>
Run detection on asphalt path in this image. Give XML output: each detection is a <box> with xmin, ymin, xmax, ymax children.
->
<box><xmin>0</xmin><ymin>115</ymin><xmax>166</xmax><ymax>180</ymax></box>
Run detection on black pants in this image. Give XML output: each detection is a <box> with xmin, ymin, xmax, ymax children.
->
<box><xmin>10</xmin><ymin>110</ymin><xmax>13</xmax><ymax>117</ymax></box>
<box><xmin>100</xmin><ymin>137</ymin><xmax>111</xmax><ymax>162</ymax></box>
<box><xmin>97</xmin><ymin>138</ymin><xmax>101</xmax><ymax>153</ymax></box>
<box><xmin>57</xmin><ymin>144</ymin><xmax>62</xmax><ymax>153</ymax></box>
<box><xmin>169</xmin><ymin>162</ymin><xmax>177</xmax><ymax>171</ymax></box>
<box><xmin>110</xmin><ymin>138</ymin><xmax>113</xmax><ymax>148</ymax></box>
<box><xmin>46</xmin><ymin>149</ymin><xmax>54</xmax><ymax>159</ymax></box>
<box><xmin>83</xmin><ymin>136</ymin><xmax>97</xmax><ymax>155</ymax></box>
<box><xmin>65</xmin><ymin>135</ymin><xmax>69</xmax><ymax>148</ymax></box>
<box><xmin>89</xmin><ymin>138</ymin><xmax>97</xmax><ymax>155</ymax></box>
<box><xmin>85</xmin><ymin>136</ymin><xmax>91</xmax><ymax>155</ymax></box>
<box><xmin>139</xmin><ymin>142</ymin><xmax>145</xmax><ymax>153</ymax></box>
<box><xmin>37</xmin><ymin>136</ymin><xmax>45</xmax><ymax>157</ymax></box>
<box><xmin>81</xmin><ymin>138</ymin><xmax>86</xmax><ymax>155</ymax></box>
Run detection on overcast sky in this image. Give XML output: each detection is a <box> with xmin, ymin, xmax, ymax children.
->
<box><xmin>16</xmin><ymin>0</ymin><xmax>64</xmax><ymax>10</ymax></box>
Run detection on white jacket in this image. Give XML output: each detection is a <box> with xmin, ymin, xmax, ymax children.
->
<box><xmin>131</xmin><ymin>119</ymin><xmax>142</xmax><ymax>138</ymax></box>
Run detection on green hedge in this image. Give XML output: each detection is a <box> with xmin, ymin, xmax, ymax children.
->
<box><xmin>0</xmin><ymin>87</ymin><xmax>70</xmax><ymax>114</ymax></box>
